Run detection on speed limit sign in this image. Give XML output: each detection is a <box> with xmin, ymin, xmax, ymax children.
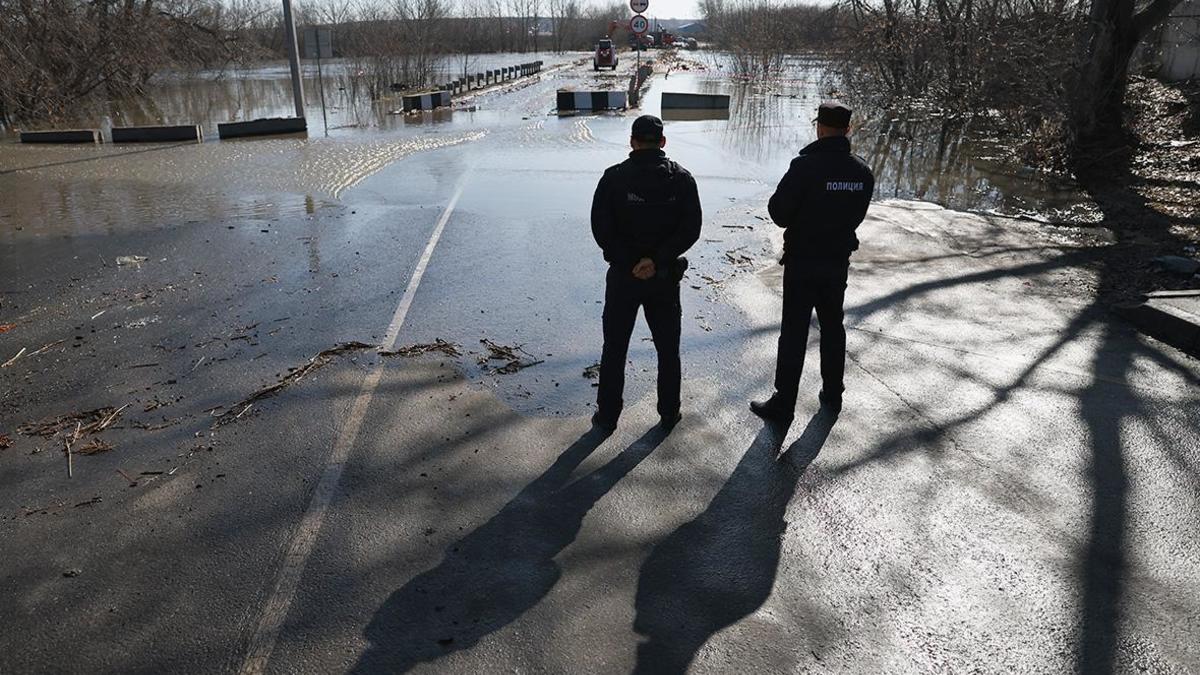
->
<box><xmin>630</xmin><ymin>14</ymin><xmax>649</xmax><ymax>34</ymax></box>
<box><xmin>630</xmin><ymin>0</ymin><xmax>648</xmax><ymax>12</ymax></box>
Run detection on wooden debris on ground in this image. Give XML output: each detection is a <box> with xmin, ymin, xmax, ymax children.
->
<box><xmin>17</xmin><ymin>406</ymin><xmax>125</xmax><ymax>438</ymax></box>
<box><xmin>75</xmin><ymin>439</ymin><xmax>114</xmax><ymax>456</ymax></box>
<box><xmin>214</xmin><ymin>341</ymin><xmax>374</xmax><ymax>426</ymax></box>
<box><xmin>13</xmin><ymin>405</ymin><xmax>127</xmax><ymax>467</ymax></box>
<box><xmin>478</xmin><ymin>339</ymin><xmax>544</xmax><ymax>374</ymax></box>
<box><xmin>724</xmin><ymin>248</ymin><xmax>754</xmax><ymax>265</ymax></box>
<box><xmin>0</xmin><ymin>434</ymin><xmax>12</xmax><ymax>450</ymax></box>
<box><xmin>380</xmin><ymin>339</ymin><xmax>462</xmax><ymax>358</ymax></box>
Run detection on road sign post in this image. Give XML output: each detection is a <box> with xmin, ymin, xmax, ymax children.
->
<box><xmin>281</xmin><ymin>0</ymin><xmax>305</xmax><ymax>119</ymax></box>
<box><xmin>630</xmin><ymin>11</ymin><xmax>649</xmax><ymax>103</ymax></box>
<box><xmin>630</xmin><ymin>14</ymin><xmax>649</xmax><ymax>35</ymax></box>
<box><xmin>303</xmin><ymin>27</ymin><xmax>334</xmax><ymax>136</ymax></box>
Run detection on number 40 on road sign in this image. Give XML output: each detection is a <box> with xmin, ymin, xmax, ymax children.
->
<box><xmin>630</xmin><ymin>13</ymin><xmax>649</xmax><ymax>34</ymax></box>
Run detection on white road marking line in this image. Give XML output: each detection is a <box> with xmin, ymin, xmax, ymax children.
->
<box><xmin>239</xmin><ymin>178</ymin><xmax>468</xmax><ymax>675</ymax></box>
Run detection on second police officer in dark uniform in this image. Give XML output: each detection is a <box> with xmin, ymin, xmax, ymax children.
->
<box><xmin>591</xmin><ymin>115</ymin><xmax>702</xmax><ymax>433</ymax></box>
<box><xmin>752</xmin><ymin>101</ymin><xmax>875</xmax><ymax>422</ymax></box>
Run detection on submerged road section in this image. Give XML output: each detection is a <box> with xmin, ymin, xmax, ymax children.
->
<box><xmin>1</xmin><ymin>57</ymin><xmax>1198</xmax><ymax>673</ymax></box>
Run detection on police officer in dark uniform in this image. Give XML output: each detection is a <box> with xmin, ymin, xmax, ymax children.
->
<box><xmin>591</xmin><ymin>115</ymin><xmax>702</xmax><ymax>432</ymax></box>
<box><xmin>751</xmin><ymin>101</ymin><xmax>874</xmax><ymax>422</ymax></box>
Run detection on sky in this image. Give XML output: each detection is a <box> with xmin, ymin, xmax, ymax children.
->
<box><xmin>634</xmin><ymin>0</ymin><xmax>700</xmax><ymax>21</ymax></box>
<box><xmin>616</xmin><ymin>0</ymin><xmax>837</xmax><ymax>26</ymax></box>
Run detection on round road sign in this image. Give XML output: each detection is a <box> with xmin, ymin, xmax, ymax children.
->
<box><xmin>630</xmin><ymin>14</ymin><xmax>649</xmax><ymax>35</ymax></box>
<box><xmin>630</xmin><ymin>0</ymin><xmax>649</xmax><ymax>13</ymax></box>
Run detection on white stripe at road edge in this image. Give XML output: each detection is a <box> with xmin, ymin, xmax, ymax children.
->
<box><xmin>239</xmin><ymin>178</ymin><xmax>468</xmax><ymax>675</ymax></box>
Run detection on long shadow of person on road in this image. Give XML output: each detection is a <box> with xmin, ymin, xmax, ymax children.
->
<box><xmin>632</xmin><ymin>412</ymin><xmax>838</xmax><ymax>674</ymax></box>
<box><xmin>353</xmin><ymin>425</ymin><xmax>667</xmax><ymax>673</ymax></box>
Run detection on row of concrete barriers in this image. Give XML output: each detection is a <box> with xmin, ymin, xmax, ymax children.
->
<box><xmin>19</xmin><ymin>60</ymin><xmax>545</xmax><ymax>141</ymax></box>
<box><xmin>401</xmin><ymin>60</ymin><xmax>545</xmax><ymax>112</ymax></box>
<box><xmin>398</xmin><ymin>60</ymin><xmax>545</xmax><ymax>113</ymax></box>
<box><xmin>432</xmin><ymin>61</ymin><xmax>544</xmax><ymax>100</ymax></box>
<box><xmin>18</xmin><ymin>118</ymin><xmax>309</xmax><ymax>144</ymax></box>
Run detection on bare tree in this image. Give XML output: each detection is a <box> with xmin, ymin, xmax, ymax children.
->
<box><xmin>0</xmin><ymin>0</ymin><xmax>271</xmax><ymax>124</ymax></box>
<box><xmin>548</xmin><ymin>0</ymin><xmax>582</xmax><ymax>52</ymax></box>
<box><xmin>1076</xmin><ymin>0</ymin><xmax>1186</xmax><ymax>140</ymax></box>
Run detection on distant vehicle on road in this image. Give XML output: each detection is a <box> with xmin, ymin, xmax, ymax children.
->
<box><xmin>594</xmin><ymin>39</ymin><xmax>618</xmax><ymax>70</ymax></box>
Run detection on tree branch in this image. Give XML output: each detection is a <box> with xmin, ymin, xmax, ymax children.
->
<box><xmin>1133</xmin><ymin>0</ymin><xmax>1184</xmax><ymax>36</ymax></box>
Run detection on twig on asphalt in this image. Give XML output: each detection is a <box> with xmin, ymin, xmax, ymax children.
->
<box><xmin>76</xmin><ymin>438</ymin><xmax>114</xmax><ymax>456</ymax></box>
<box><xmin>65</xmin><ymin>422</ymin><xmax>81</xmax><ymax>478</ymax></box>
<box><xmin>82</xmin><ymin>404</ymin><xmax>129</xmax><ymax>435</ymax></box>
<box><xmin>214</xmin><ymin>341</ymin><xmax>375</xmax><ymax>426</ymax></box>
<box><xmin>379</xmin><ymin>339</ymin><xmax>462</xmax><ymax>358</ymax></box>
<box><xmin>19</xmin><ymin>408</ymin><xmax>116</xmax><ymax>438</ymax></box>
<box><xmin>479</xmin><ymin>339</ymin><xmax>543</xmax><ymax>374</ymax></box>
<box><xmin>29</xmin><ymin>340</ymin><xmax>65</xmax><ymax>356</ymax></box>
<box><xmin>2</xmin><ymin>347</ymin><xmax>27</xmax><ymax>368</ymax></box>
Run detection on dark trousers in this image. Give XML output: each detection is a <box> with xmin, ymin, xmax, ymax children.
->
<box><xmin>774</xmin><ymin>259</ymin><xmax>849</xmax><ymax>405</ymax></box>
<box><xmin>597</xmin><ymin>267</ymin><xmax>682</xmax><ymax>420</ymax></box>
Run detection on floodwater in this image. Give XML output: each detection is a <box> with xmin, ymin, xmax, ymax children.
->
<box><xmin>0</xmin><ymin>51</ymin><xmax>1100</xmax><ymax>243</ymax></box>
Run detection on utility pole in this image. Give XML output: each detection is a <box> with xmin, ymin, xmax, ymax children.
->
<box><xmin>282</xmin><ymin>0</ymin><xmax>306</xmax><ymax>118</ymax></box>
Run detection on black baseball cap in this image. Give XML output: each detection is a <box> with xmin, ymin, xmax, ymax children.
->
<box><xmin>631</xmin><ymin>114</ymin><xmax>664</xmax><ymax>141</ymax></box>
<box><xmin>815</xmin><ymin>101</ymin><xmax>852</xmax><ymax>129</ymax></box>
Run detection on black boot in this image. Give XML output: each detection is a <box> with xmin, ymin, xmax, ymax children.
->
<box><xmin>750</xmin><ymin>395</ymin><xmax>794</xmax><ymax>423</ymax></box>
<box><xmin>818</xmin><ymin>389</ymin><xmax>842</xmax><ymax>414</ymax></box>
<box><xmin>591</xmin><ymin>411</ymin><xmax>618</xmax><ymax>433</ymax></box>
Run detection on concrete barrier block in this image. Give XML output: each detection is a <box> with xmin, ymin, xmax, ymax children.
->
<box><xmin>402</xmin><ymin>91</ymin><xmax>452</xmax><ymax>111</ymax></box>
<box><xmin>402</xmin><ymin>108</ymin><xmax>454</xmax><ymax>125</ymax></box>
<box><xmin>556</xmin><ymin>90</ymin><xmax>627</xmax><ymax>112</ymax></box>
<box><xmin>1114</xmin><ymin>290</ymin><xmax>1200</xmax><ymax>356</ymax></box>
<box><xmin>662</xmin><ymin>108</ymin><xmax>731</xmax><ymax>121</ymax></box>
<box><xmin>19</xmin><ymin>129</ymin><xmax>101</xmax><ymax>144</ymax></box>
<box><xmin>217</xmin><ymin>117</ymin><xmax>307</xmax><ymax>139</ymax></box>
<box><xmin>661</xmin><ymin>92</ymin><xmax>732</xmax><ymax>109</ymax></box>
<box><xmin>112</xmin><ymin>124</ymin><xmax>203</xmax><ymax>143</ymax></box>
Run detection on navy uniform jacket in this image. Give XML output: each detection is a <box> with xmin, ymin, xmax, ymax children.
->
<box><xmin>768</xmin><ymin>136</ymin><xmax>875</xmax><ymax>264</ymax></box>
<box><xmin>591</xmin><ymin>148</ymin><xmax>702</xmax><ymax>273</ymax></box>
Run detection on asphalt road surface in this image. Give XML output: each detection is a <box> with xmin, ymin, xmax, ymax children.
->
<box><xmin>2</xmin><ymin>58</ymin><xmax>1198</xmax><ymax>674</ymax></box>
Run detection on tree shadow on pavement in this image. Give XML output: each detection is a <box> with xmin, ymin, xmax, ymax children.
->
<box><xmin>1070</xmin><ymin>135</ymin><xmax>1170</xmax><ymax>675</ymax></box>
<box><xmin>352</xmin><ymin>425</ymin><xmax>667</xmax><ymax>674</ymax></box>
<box><xmin>631</xmin><ymin>413</ymin><xmax>838</xmax><ymax>674</ymax></box>
<box><xmin>834</xmin><ymin>134</ymin><xmax>1191</xmax><ymax>672</ymax></box>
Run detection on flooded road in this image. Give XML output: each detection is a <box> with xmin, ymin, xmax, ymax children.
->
<box><xmin>0</xmin><ymin>50</ymin><xmax>1098</xmax><ymax>244</ymax></box>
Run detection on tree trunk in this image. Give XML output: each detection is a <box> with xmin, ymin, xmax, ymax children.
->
<box><xmin>1076</xmin><ymin>0</ymin><xmax>1185</xmax><ymax>144</ymax></box>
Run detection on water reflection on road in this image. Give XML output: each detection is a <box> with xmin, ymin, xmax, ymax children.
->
<box><xmin>0</xmin><ymin>52</ymin><xmax>1099</xmax><ymax>243</ymax></box>
<box><xmin>641</xmin><ymin>60</ymin><xmax>1097</xmax><ymax>223</ymax></box>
